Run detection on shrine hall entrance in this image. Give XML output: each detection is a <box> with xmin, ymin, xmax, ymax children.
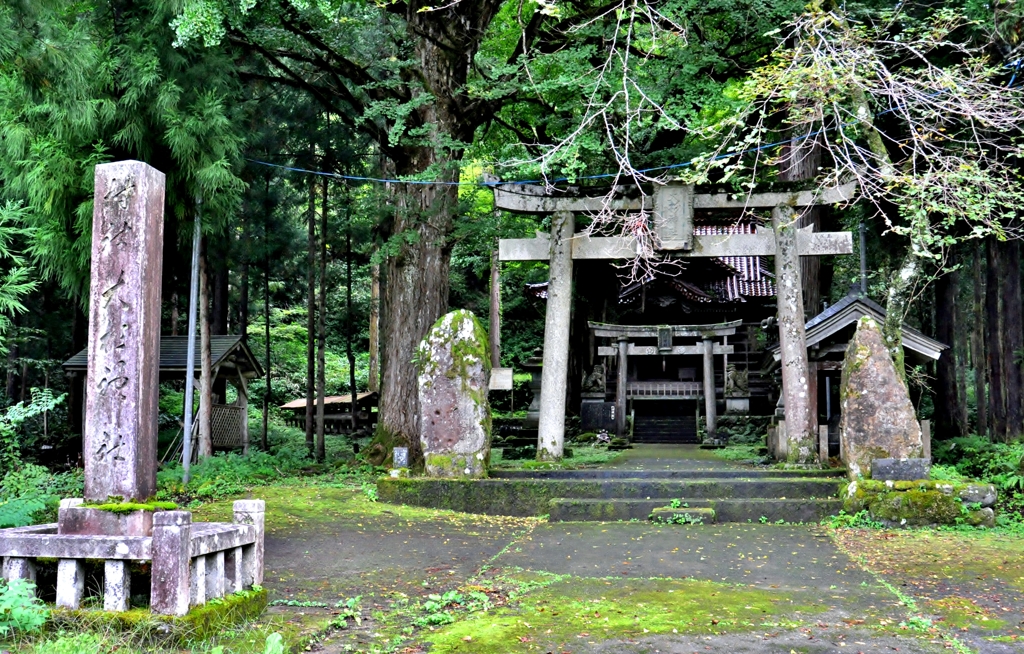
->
<box><xmin>632</xmin><ymin>400</ymin><xmax>700</xmax><ymax>443</ymax></box>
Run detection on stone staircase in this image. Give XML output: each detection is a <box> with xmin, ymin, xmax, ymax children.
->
<box><xmin>490</xmin><ymin>466</ymin><xmax>845</xmax><ymax>523</ymax></box>
<box><xmin>631</xmin><ymin>415</ymin><xmax>698</xmax><ymax>443</ymax></box>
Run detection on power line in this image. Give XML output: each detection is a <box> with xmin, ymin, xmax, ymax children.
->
<box><xmin>247</xmin><ymin>67</ymin><xmax>1022</xmax><ymax>188</ymax></box>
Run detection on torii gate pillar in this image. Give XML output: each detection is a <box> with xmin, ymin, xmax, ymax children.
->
<box><xmin>537</xmin><ymin>211</ymin><xmax>574</xmax><ymax>461</ymax></box>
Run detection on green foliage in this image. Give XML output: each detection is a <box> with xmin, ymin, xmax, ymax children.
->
<box><xmin>823</xmin><ymin>509</ymin><xmax>885</xmax><ymax>530</ymax></box>
<box><xmin>414</xmin><ymin>589</ymin><xmax>490</xmax><ymax>627</ymax></box>
<box><xmin>0</xmin><ymin>462</ymin><xmax>82</xmax><ymax>528</ymax></box>
<box><xmin>0</xmin><ymin>387</ymin><xmax>66</xmax><ymax>474</ymax></box>
<box><xmin>0</xmin><ymin>578</ymin><xmax>49</xmax><ymax>636</ymax></box>
<box><xmin>933</xmin><ymin>437</ymin><xmax>1024</xmax><ymax>493</ymax></box>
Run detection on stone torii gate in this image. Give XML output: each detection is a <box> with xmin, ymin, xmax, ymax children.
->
<box><xmin>493</xmin><ymin>180</ymin><xmax>856</xmax><ymax>462</ymax></box>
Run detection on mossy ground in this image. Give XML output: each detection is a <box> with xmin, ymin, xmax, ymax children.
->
<box><xmin>419</xmin><ymin>576</ymin><xmax>820</xmax><ymax>654</ymax></box>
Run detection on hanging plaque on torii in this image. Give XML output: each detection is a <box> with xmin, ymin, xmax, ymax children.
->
<box><xmin>491</xmin><ymin>180</ymin><xmax>857</xmax><ymax>464</ymax></box>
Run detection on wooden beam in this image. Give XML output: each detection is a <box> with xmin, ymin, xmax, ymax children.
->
<box><xmin>597</xmin><ymin>344</ymin><xmax>734</xmax><ymax>357</ymax></box>
<box><xmin>589</xmin><ymin>320</ymin><xmax>741</xmax><ymax>338</ymax></box>
<box><xmin>492</xmin><ymin>181</ymin><xmax>857</xmax><ymax>215</ymax></box>
<box><xmin>498</xmin><ymin>227</ymin><xmax>852</xmax><ymax>262</ymax></box>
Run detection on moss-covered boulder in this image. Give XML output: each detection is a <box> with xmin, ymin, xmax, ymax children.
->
<box><xmin>843</xmin><ymin>479</ymin><xmax>997</xmax><ymax>527</ymax></box>
<box><xmin>416</xmin><ymin>310</ymin><xmax>492</xmax><ymax>478</ymax></box>
<box><xmin>839</xmin><ymin>317</ymin><xmax>923</xmax><ymax>480</ymax></box>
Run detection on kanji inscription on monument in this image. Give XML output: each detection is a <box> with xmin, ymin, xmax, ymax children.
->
<box><xmin>84</xmin><ymin>161</ymin><xmax>165</xmax><ymax>502</ymax></box>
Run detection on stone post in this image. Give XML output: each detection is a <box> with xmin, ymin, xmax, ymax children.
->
<box><xmin>84</xmin><ymin>161</ymin><xmax>165</xmax><ymax>502</ymax></box>
<box><xmin>818</xmin><ymin>425</ymin><xmax>829</xmax><ymax>465</ymax></box>
<box><xmin>103</xmin><ymin>560</ymin><xmax>130</xmax><ymax>612</ymax></box>
<box><xmin>56</xmin><ymin>559</ymin><xmax>86</xmax><ymax>609</ymax></box>
<box><xmin>615</xmin><ymin>338</ymin><xmax>629</xmax><ymax>438</ymax></box>
<box><xmin>537</xmin><ymin>210</ymin><xmax>574</xmax><ymax>460</ymax></box>
<box><xmin>191</xmin><ymin>555</ymin><xmax>207</xmax><ymax>606</ymax></box>
<box><xmin>226</xmin><ymin>546</ymin><xmax>244</xmax><ymax>594</ymax></box>
<box><xmin>773</xmin><ymin>205</ymin><xmax>815</xmax><ymax>463</ymax></box>
<box><xmin>921</xmin><ymin>420</ymin><xmax>931</xmax><ymax>462</ymax></box>
<box><xmin>702</xmin><ymin>338</ymin><xmax>717</xmax><ymax>440</ymax></box>
<box><xmin>234</xmin><ymin>500</ymin><xmax>265</xmax><ymax>586</ymax></box>
<box><xmin>207</xmin><ymin>550</ymin><xmax>226</xmax><ymax>600</ymax></box>
<box><xmin>151</xmin><ymin>510</ymin><xmax>192</xmax><ymax>616</ymax></box>
<box><xmin>3</xmin><ymin>558</ymin><xmax>36</xmax><ymax>585</ymax></box>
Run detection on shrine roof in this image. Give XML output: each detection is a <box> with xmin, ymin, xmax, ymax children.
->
<box><xmin>768</xmin><ymin>293</ymin><xmax>947</xmax><ymax>363</ymax></box>
<box><xmin>62</xmin><ymin>335</ymin><xmax>264</xmax><ymax>379</ymax></box>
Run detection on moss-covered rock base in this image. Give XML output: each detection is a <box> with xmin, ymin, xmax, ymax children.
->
<box><xmin>843</xmin><ymin>479</ymin><xmax>997</xmax><ymax>527</ymax></box>
<box><xmin>46</xmin><ymin>587</ymin><xmax>268</xmax><ymax>646</ymax></box>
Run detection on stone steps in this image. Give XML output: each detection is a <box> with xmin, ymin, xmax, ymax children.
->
<box><xmin>490</xmin><ymin>468</ymin><xmax>845</xmax><ymax>480</ymax></box>
<box><xmin>484</xmin><ymin>477</ymin><xmax>842</xmax><ymax>500</ymax></box>
<box><xmin>547</xmin><ymin>497</ymin><xmax>844</xmax><ymax>523</ymax></box>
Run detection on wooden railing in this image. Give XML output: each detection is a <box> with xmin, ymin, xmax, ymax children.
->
<box><xmin>627</xmin><ymin>381</ymin><xmax>703</xmax><ymax>399</ymax></box>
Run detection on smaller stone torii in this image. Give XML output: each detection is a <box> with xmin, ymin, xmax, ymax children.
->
<box><xmin>590</xmin><ymin>321</ymin><xmax>740</xmax><ymax>440</ymax></box>
<box><xmin>493</xmin><ymin>180</ymin><xmax>856</xmax><ymax>462</ymax></box>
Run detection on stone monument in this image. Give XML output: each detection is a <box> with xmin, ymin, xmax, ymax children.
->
<box><xmin>0</xmin><ymin>161</ymin><xmax>265</xmax><ymax>617</ymax></box>
<box><xmin>417</xmin><ymin>310</ymin><xmax>492</xmax><ymax>477</ymax></box>
<box><xmin>839</xmin><ymin>316</ymin><xmax>924</xmax><ymax>479</ymax></box>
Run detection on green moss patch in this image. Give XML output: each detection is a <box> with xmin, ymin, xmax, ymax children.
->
<box><xmin>46</xmin><ymin>587</ymin><xmax>268</xmax><ymax>646</ymax></box>
<box><xmin>80</xmin><ymin>500</ymin><xmax>178</xmax><ymax>514</ymax></box>
<box><xmin>420</xmin><ymin>577</ymin><xmax>823</xmax><ymax>653</ymax></box>
<box><xmin>925</xmin><ymin>596</ymin><xmax>1008</xmax><ymax>630</ymax></box>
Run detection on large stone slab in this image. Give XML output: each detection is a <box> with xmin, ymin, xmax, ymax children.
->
<box><xmin>839</xmin><ymin>316</ymin><xmax>923</xmax><ymax>479</ymax></box>
<box><xmin>871</xmin><ymin>458</ymin><xmax>930</xmax><ymax>482</ymax></box>
<box><xmin>84</xmin><ymin>161</ymin><xmax>165</xmax><ymax>503</ymax></box>
<box><xmin>417</xmin><ymin>310</ymin><xmax>492</xmax><ymax>477</ymax></box>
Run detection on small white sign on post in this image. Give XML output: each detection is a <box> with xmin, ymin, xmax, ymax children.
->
<box><xmin>489</xmin><ymin>367</ymin><xmax>513</xmax><ymax>391</ymax></box>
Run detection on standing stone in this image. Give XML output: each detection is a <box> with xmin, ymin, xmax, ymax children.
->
<box><xmin>417</xmin><ymin>310</ymin><xmax>492</xmax><ymax>477</ymax></box>
<box><xmin>84</xmin><ymin>161</ymin><xmax>165</xmax><ymax>502</ymax></box>
<box><xmin>839</xmin><ymin>316</ymin><xmax>923</xmax><ymax>479</ymax></box>
<box><xmin>151</xmin><ymin>510</ymin><xmax>192</xmax><ymax>616</ymax></box>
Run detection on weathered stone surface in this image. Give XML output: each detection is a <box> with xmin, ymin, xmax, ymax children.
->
<box><xmin>104</xmin><ymin>559</ymin><xmax>130</xmax><ymax>611</ymax></box>
<box><xmin>56</xmin><ymin>559</ymin><xmax>86</xmax><ymax>609</ymax></box>
<box><xmin>871</xmin><ymin>458</ymin><xmax>930</xmax><ymax>482</ymax></box>
<box><xmin>233</xmin><ymin>500</ymin><xmax>265</xmax><ymax>586</ymax></box>
<box><xmin>839</xmin><ymin>317</ymin><xmax>923</xmax><ymax>479</ymax></box>
<box><xmin>58</xmin><ymin>505</ymin><xmax>154</xmax><ymax>537</ymax></box>
<box><xmin>151</xmin><ymin>510</ymin><xmax>192</xmax><ymax>616</ymax></box>
<box><xmin>958</xmin><ymin>484</ymin><xmax>997</xmax><ymax>508</ymax></box>
<box><xmin>417</xmin><ymin>310</ymin><xmax>492</xmax><ymax>477</ymax></box>
<box><xmin>84</xmin><ymin>160</ymin><xmax>165</xmax><ymax>503</ymax></box>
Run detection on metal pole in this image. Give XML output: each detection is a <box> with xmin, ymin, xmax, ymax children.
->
<box><xmin>859</xmin><ymin>221</ymin><xmax>867</xmax><ymax>295</ymax></box>
<box><xmin>182</xmin><ymin>200</ymin><xmax>202</xmax><ymax>483</ymax></box>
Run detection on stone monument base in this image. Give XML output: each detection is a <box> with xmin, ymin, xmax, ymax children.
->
<box><xmin>57</xmin><ymin>502</ymin><xmax>154</xmax><ymax>537</ymax></box>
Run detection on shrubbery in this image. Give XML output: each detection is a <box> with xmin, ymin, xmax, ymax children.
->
<box><xmin>932</xmin><ymin>436</ymin><xmax>1024</xmax><ymax>492</ymax></box>
<box><xmin>0</xmin><ymin>463</ymin><xmax>83</xmax><ymax>528</ymax></box>
<box><xmin>0</xmin><ymin>578</ymin><xmax>49</xmax><ymax>636</ymax></box>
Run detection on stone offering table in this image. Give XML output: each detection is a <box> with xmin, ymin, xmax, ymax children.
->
<box><xmin>0</xmin><ymin>500</ymin><xmax>264</xmax><ymax>615</ymax></box>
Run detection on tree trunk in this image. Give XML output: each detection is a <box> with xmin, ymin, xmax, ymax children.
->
<box><xmin>883</xmin><ymin>250</ymin><xmax>920</xmax><ymax>383</ymax></box>
<box><xmin>262</xmin><ymin>252</ymin><xmax>271</xmax><ymax>451</ymax></box>
<box><xmin>239</xmin><ymin>223</ymin><xmax>250</xmax><ymax>342</ymax></box>
<box><xmin>972</xmin><ymin>243</ymin><xmax>988</xmax><ymax>436</ymax></box>
<box><xmin>199</xmin><ymin>245</ymin><xmax>214</xmax><ymax>459</ymax></box>
<box><xmin>368</xmin><ymin>261</ymin><xmax>380</xmax><ymax>393</ymax></box>
<box><xmin>777</xmin><ymin>137</ymin><xmax>822</xmax><ymax>317</ymax></box>
<box><xmin>305</xmin><ymin>176</ymin><xmax>317</xmax><ymax>457</ymax></box>
<box><xmin>171</xmin><ymin>291</ymin><xmax>179</xmax><ymax>337</ymax></box>
<box><xmin>345</xmin><ymin>193</ymin><xmax>357</xmax><ymax>438</ymax></box>
<box><xmin>316</xmin><ymin>175</ymin><xmax>329</xmax><ymax>462</ymax></box>
<box><xmin>1000</xmin><ymin>239</ymin><xmax>1024</xmax><ymax>441</ymax></box>
<box><xmin>986</xmin><ymin>237</ymin><xmax>1006</xmax><ymax>440</ymax></box>
<box><xmin>934</xmin><ymin>253</ymin><xmax>966</xmax><ymax>437</ymax></box>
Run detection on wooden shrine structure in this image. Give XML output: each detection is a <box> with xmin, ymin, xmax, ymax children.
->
<box><xmin>493</xmin><ymin>180</ymin><xmax>856</xmax><ymax>462</ymax></box>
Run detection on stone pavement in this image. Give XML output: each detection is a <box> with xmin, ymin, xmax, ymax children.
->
<box><xmin>195</xmin><ymin>447</ymin><xmax>1024</xmax><ymax>653</ymax></box>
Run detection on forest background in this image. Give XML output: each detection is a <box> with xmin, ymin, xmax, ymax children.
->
<box><xmin>0</xmin><ymin>0</ymin><xmax>1023</xmax><ymax>503</ymax></box>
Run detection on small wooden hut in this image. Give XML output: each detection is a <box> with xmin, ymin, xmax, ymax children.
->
<box><xmin>63</xmin><ymin>335</ymin><xmax>263</xmax><ymax>452</ymax></box>
<box><xmin>279</xmin><ymin>392</ymin><xmax>379</xmax><ymax>434</ymax></box>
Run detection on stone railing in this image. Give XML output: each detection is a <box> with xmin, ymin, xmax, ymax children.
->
<box><xmin>0</xmin><ymin>500</ymin><xmax>264</xmax><ymax>617</ymax></box>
